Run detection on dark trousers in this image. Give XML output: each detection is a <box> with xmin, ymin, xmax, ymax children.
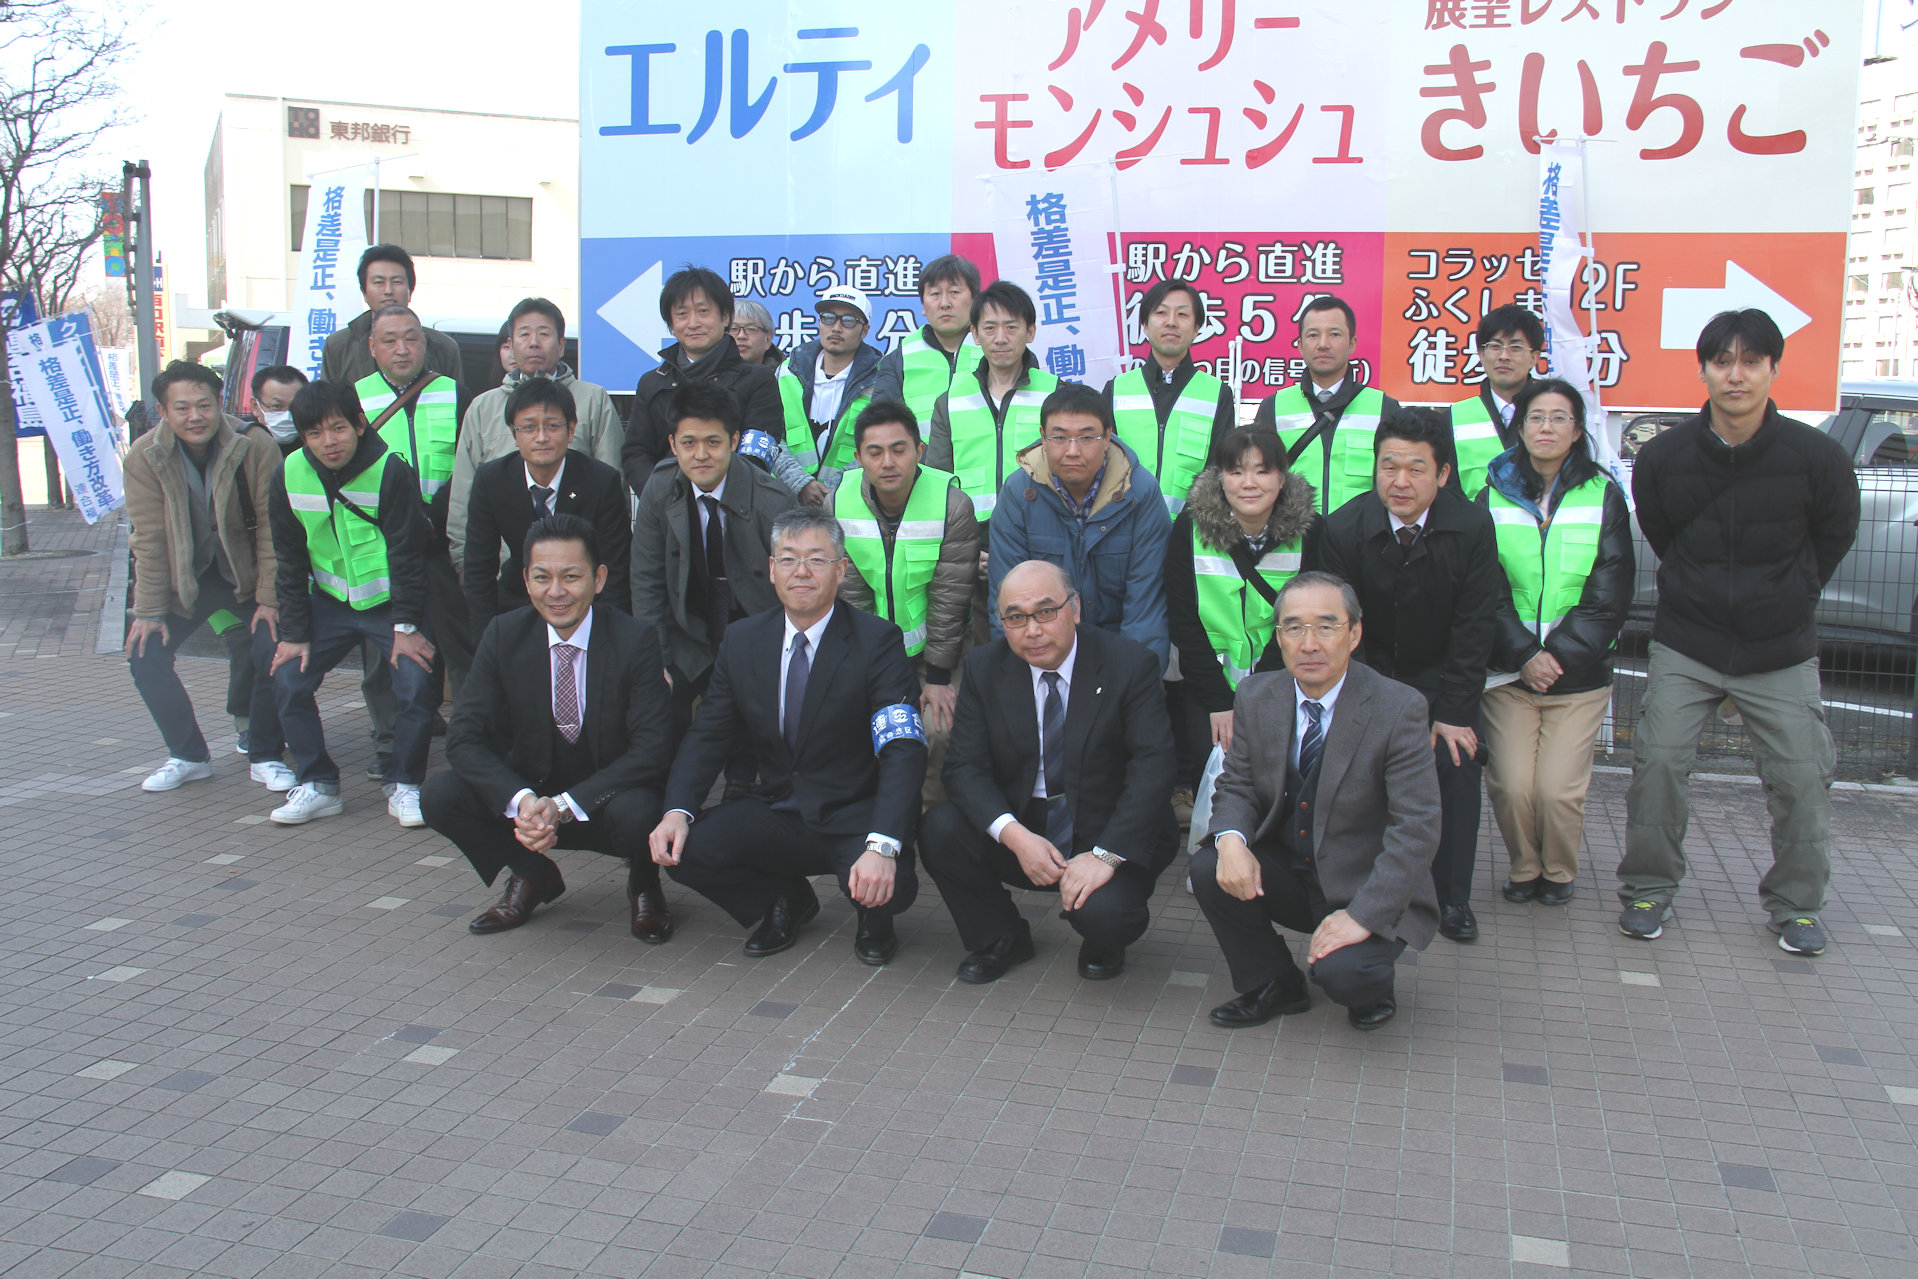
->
<box><xmin>1432</xmin><ymin>734</ymin><xmax>1484</xmax><ymax>907</ymax></box>
<box><xmin>1189</xmin><ymin>843</ymin><xmax>1406</xmax><ymax>1009</ymax></box>
<box><xmin>363</xmin><ymin>550</ymin><xmax>472</xmax><ymax>746</ymax></box>
<box><xmin>670</xmin><ymin>665</ymin><xmax>757</xmax><ymax>785</ymax></box>
<box><xmin>128</xmin><ymin>571</ymin><xmax>284</xmax><ymax>764</ymax></box>
<box><xmin>274</xmin><ymin>593</ymin><xmax>437</xmax><ymax>786</ymax></box>
<box><xmin>218</xmin><ymin>616</ymin><xmax>255</xmax><ymax>722</ymax></box>
<box><xmin>919</xmin><ymin>801</ymin><xmax>1154</xmax><ymax>954</ymax></box>
<box><xmin>420</xmin><ymin>771</ymin><xmax>663</xmax><ymax>890</ymax></box>
<box><xmin>1166</xmin><ymin>680</ymin><xmax>1212</xmax><ymax>790</ymax></box>
<box><xmin>667</xmin><ymin>795</ymin><xmax>918</xmax><ymax>928</ymax></box>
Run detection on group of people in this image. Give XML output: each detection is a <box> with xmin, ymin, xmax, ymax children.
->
<box><xmin>122</xmin><ymin>241</ymin><xmax>1861</xmax><ymax>1035</ymax></box>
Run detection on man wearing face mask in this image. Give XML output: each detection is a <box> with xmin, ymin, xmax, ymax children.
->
<box><xmin>247</xmin><ymin>365</ymin><xmax>307</xmax><ymax>456</ymax></box>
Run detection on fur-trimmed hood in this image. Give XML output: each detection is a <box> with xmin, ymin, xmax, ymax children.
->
<box><xmin>1184</xmin><ymin>465</ymin><xmax>1316</xmax><ymax>552</ymax></box>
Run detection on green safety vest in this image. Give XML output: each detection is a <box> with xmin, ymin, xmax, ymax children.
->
<box><xmin>1191</xmin><ymin>526</ymin><xmax>1304</xmax><ymax>689</ymax></box>
<box><xmin>835</xmin><ymin>466</ymin><xmax>954</xmax><ymax>658</ymax></box>
<box><xmin>947</xmin><ymin>366</ymin><xmax>1058</xmax><ymax>518</ymax></box>
<box><xmin>355</xmin><ymin>372</ymin><xmax>457</xmax><ymax>499</ymax></box>
<box><xmin>1450</xmin><ymin>390</ymin><xmax>1512</xmax><ymax>500</ymax></box>
<box><xmin>774</xmin><ymin>361</ymin><xmax>870</xmax><ymax>474</ymax></box>
<box><xmin>1110</xmin><ymin>366</ymin><xmax>1225</xmax><ymax>515</ymax></box>
<box><xmin>1264</xmin><ymin>384</ymin><xmax>1385</xmax><ymax>515</ymax></box>
<box><xmin>1486</xmin><ymin>472</ymin><xmax>1610</xmax><ymax>642</ymax></box>
<box><xmin>898</xmin><ymin>329</ymin><xmax>977</xmax><ymax>425</ymax></box>
<box><xmin>283</xmin><ymin>449</ymin><xmax>393</xmax><ymax>609</ymax></box>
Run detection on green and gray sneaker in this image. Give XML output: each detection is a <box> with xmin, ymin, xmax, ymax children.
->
<box><xmin>1770</xmin><ymin>916</ymin><xmax>1827</xmax><ymax>956</ymax></box>
<box><xmin>1618</xmin><ymin>900</ymin><xmax>1670</xmax><ymax>940</ymax></box>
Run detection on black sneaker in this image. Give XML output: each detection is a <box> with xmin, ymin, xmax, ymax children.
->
<box><xmin>365</xmin><ymin>751</ymin><xmax>393</xmax><ymax>781</ymax></box>
<box><xmin>1618</xmin><ymin>899</ymin><xmax>1670</xmax><ymax>940</ymax></box>
<box><xmin>1770</xmin><ymin>916</ymin><xmax>1827</xmax><ymax>956</ymax></box>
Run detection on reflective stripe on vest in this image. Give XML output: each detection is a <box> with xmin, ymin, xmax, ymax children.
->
<box><xmin>834</xmin><ymin>466</ymin><xmax>954</xmax><ymax>658</ymax></box>
<box><xmin>1110</xmin><ymin>367</ymin><xmax>1223</xmax><ymax>515</ymax></box>
<box><xmin>774</xmin><ymin>363</ymin><xmax>822</xmax><ymax>472</ymax></box>
<box><xmin>1487</xmin><ymin>474</ymin><xmax>1609</xmax><ymax>642</ymax></box>
<box><xmin>948</xmin><ymin>368</ymin><xmax>1058</xmax><ymax>518</ymax></box>
<box><xmin>1450</xmin><ymin>392</ymin><xmax>1507</xmax><ymax>500</ymax></box>
<box><xmin>283</xmin><ymin>450</ymin><xmax>393</xmax><ymax>609</ymax></box>
<box><xmin>355</xmin><ymin>373</ymin><xmax>457</xmax><ymax>498</ymax></box>
<box><xmin>899</xmin><ymin>330</ymin><xmax>977</xmax><ymax>424</ymax></box>
<box><xmin>1265</xmin><ymin>385</ymin><xmax>1384</xmax><ymax>515</ymax></box>
<box><xmin>1192</xmin><ymin>528</ymin><xmax>1303</xmax><ymax>689</ymax></box>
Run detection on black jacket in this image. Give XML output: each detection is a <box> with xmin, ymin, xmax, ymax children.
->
<box><xmin>664</xmin><ymin>605</ymin><xmax>928</xmax><ymax>843</ymax></box>
<box><xmin>446</xmin><ymin>606</ymin><xmax>671</xmax><ymax>817</ymax></box>
<box><xmin>267</xmin><ymin>430</ymin><xmax>430</xmax><ymax>643</ymax></box>
<box><xmin>1318</xmin><ymin>485</ymin><xmax>1502</xmax><ymax>727</ymax></box>
<box><xmin>1478</xmin><ymin>446</ymin><xmax>1634</xmax><ymax>695</ymax></box>
<box><xmin>463</xmin><ymin>449</ymin><xmax>633</xmax><ymax>634</ymax></box>
<box><xmin>1165</xmin><ymin>466</ymin><xmax>1322</xmax><ymax>714</ymax></box>
<box><xmin>1631</xmin><ymin>402</ymin><xmax>1860</xmax><ymax>675</ymax></box>
<box><xmin>622</xmin><ymin>335</ymin><xmax>783</xmax><ymax>495</ymax></box>
<box><xmin>943</xmin><ymin>626</ymin><xmax>1178</xmax><ymax>876</ymax></box>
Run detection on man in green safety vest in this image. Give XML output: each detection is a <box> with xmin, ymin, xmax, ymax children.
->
<box><xmin>1102</xmin><ymin>278</ymin><xmax>1236</xmax><ymax>515</ymax></box>
<box><xmin>871</xmin><ymin>253</ymin><xmax>982</xmax><ymax>427</ymax></box>
<box><xmin>1251</xmin><ymin>295</ymin><xmax>1403</xmax><ymax>517</ymax></box>
<box><xmin>320</xmin><ymin>245</ymin><xmax>465</xmax><ymax>392</ymax></box>
<box><xmin>1450</xmin><ymin>304</ymin><xmax>1545</xmax><ymax>499</ymax></box>
<box><xmin>775</xmin><ymin>285</ymin><xmax>883</xmax><ymax>490</ymax></box>
<box><xmin>834</xmin><ymin>399</ymin><xmax>978</xmax><ymax>747</ymax></box>
<box><xmin>265</xmin><ymin>380</ymin><xmax>439</xmax><ymax>830</ymax></box>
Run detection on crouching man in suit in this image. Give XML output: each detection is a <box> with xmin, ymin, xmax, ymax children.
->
<box><xmin>422</xmin><ymin>514</ymin><xmax>676</xmax><ymax>942</ymax></box>
<box><xmin>921</xmin><ymin>560</ymin><xmax>1177</xmax><ymax>985</ymax></box>
<box><xmin>649</xmin><ymin>508</ymin><xmax>928</xmax><ymax>966</ymax></box>
<box><xmin>1192</xmin><ymin>571</ymin><xmax>1440</xmax><ymax>1031</ymax></box>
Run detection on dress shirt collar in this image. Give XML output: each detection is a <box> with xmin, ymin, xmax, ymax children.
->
<box><xmin>782</xmin><ymin>605</ymin><xmax>834</xmax><ymax>656</ymax></box>
<box><xmin>1491</xmin><ymin>389</ymin><xmax>1515</xmax><ymax>425</ymax></box>
<box><xmin>525</xmin><ymin>457</ymin><xmax>566</xmax><ymax>494</ymax></box>
<box><xmin>1312</xmin><ymin>377</ymin><xmax>1344</xmax><ymax>401</ymax></box>
<box><xmin>1029</xmin><ymin>638</ymin><xmax>1079</xmax><ymax>699</ymax></box>
<box><xmin>691</xmin><ymin>472</ymin><xmax>728</xmax><ymax>505</ymax></box>
<box><xmin>547</xmin><ymin>606</ymin><xmax>593</xmax><ymax>651</ymax></box>
<box><xmin>1296</xmin><ymin>670</ymin><xmax>1346</xmax><ymax>718</ymax></box>
<box><xmin>1388</xmin><ymin>506</ymin><xmax>1431</xmax><ymax>535</ymax></box>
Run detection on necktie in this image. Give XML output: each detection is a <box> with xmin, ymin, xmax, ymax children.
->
<box><xmin>1396</xmin><ymin>525</ymin><xmax>1419</xmax><ymax>555</ymax></box>
<box><xmin>553</xmin><ymin>643</ymin><xmax>581</xmax><ymax>743</ymax></box>
<box><xmin>701</xmin><ymin>495</ymin><xmax>726</xmax><ymax>583</ymax></box>
<box><xmin>1041</xmin><ymin>671</ymin><xmax>1073</xmax><ymax>852</ymax></box>
<box><xmin>1298</xmin><ymin>699</ymin><xmax>1324</xmax><ymax>779</ymax></box>
<box><xmin>531</xmin><ymin>485</ymin><xmax>554</xmax><ymax>518</ymax></box>
<box><xmin>783</xmin><ymin>632</ymin><xmax>810</xmax><ymax>752</ymax></box>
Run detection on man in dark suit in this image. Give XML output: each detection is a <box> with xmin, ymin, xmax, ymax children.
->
<box><xmin>921</xmin><ymin>560</ymin><xmax>1176</xmax><ymax>984</ymax></box>
<box><xmin>1192</xmin><ymin>572</ymin><xmax>1441</xmax><ymax>1031</ymax></box>
<box><xmin>1317</xmin><ymin>409</ymin><xmax>1501</xmax><ymax>944</ymax></box>
<box><xmin>649</xmin><ymin>509</ymin><xmax>929</xmax><ymax>966</ymax></box>
<box><xmin>422</xmin><ymin>514</ymin><xmax>676</xmax><ymax>943</ymax></box>
<box><xmin>463</xmin><ymin>378</ymin><xmax>632</xmax><ymax>634</ymax></box>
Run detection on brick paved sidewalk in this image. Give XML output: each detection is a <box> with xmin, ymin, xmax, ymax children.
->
<box><xmin>3</xmin><ymin>506</ymin><xmax>1917</xmax><ymax>1277</ymax></box>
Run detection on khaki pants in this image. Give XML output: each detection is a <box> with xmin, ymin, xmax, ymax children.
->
<box><xmin>1619</xmin><ymin>641</ymin><xmax>1834</xmax><ymax>922</ymax></box>
<box><xmin>1482</xmin><ymin>682</ymin><xmax>1611</xmax><ymax>884</ymax></box>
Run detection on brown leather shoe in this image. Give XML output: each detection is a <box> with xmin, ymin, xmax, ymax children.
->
<box><xmin>629</xmin><ymin>886</ymin><xmax>675</xmax><ymax>944</ymax></box>
<box><xmin>468</xmin><ymin>870</ymin><xmax>564</xmax><ymax>934</ymax></box>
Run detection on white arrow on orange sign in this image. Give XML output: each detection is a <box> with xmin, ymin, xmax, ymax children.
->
<box><xmin>1659</xmin><ymin>261</ymin><xmax>1812</xmax><ymax>350</ymax></box>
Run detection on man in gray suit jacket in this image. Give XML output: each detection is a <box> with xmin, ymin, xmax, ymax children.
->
<box><xmin>1192</xmin><ymin>571</ymin><xmax>1441</xmax><ymax>1031</ymax></box>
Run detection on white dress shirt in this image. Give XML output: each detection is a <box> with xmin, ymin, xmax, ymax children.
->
<box><xmin>524</xmin><ymin>458</ymin><xmax>567</xmax><ymax>513</ymax></box>
<box><xmin>987</xmin><ymin>641</ymin><xmax>1079</xmax><ymax>843</ymax></box>
<box><xmin>694</xmin><ymin>473</ymin><xmax>728</xmax><ymax>536</ymax></box>
<box><xmin>1389</xmin><ymin>507</ymin><xmax>1431</xmax><ymax>537</ymax></box>
<box><xmin>507</xmin><ymin>607</ymin><xmax>594</xmax><ymax>822</ymax></box>
<box><xmin>1216</xmin><ymin>672</ymin><xmax>1348</xmax><ymax>847</ymax></box>
<box><xmin>1490</xmin><ymin>390</ymin><xmax>1515</xmax><ymax>427</ymax></box>
<box><xmin>1313</xmin><ymin>377</ymin><xmax>1344</xmax><ymax>401</ymax></box>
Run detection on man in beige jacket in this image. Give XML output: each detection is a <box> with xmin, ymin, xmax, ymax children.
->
<box><xmin>124</xmin><ymin>361</ymin><xmax>294</xmax><ymax>794</ymax></box>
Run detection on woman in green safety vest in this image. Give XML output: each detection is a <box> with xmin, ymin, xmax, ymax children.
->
<box><xmin>1165</xmin><ymin>426</ymin><xmax>1321</xmax><ymax>797</ymax></box>
<box><xmin>1476</xmin><ymin>378</ymin><xmax>1634</xmax><ymax>907</ymax></box>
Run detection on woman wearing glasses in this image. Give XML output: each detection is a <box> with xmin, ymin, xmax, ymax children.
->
<box><xmin>1477</xmin><ymin>378</ymin><xmax>1634</xmax><ymax>905</ymax></box>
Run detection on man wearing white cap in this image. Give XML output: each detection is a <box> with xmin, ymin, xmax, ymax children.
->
<box><xmin>774</xmin><ymin>285</ymin><xmax>885</xmax><ymax>491</ymax></box>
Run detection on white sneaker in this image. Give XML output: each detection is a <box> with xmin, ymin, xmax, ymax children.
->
<box><xmin>142</xmin><ymin>758</ymin><xmax>213</xmax><ymax>792</ymax></box>
<box><xmin>249</xmin><ymin>760</ymin><xmax>297</xmax><ymax>792</ymax></box>
<box><xmin>271</xmin><ymin>783</ymin><xmax>344</xmax><ymax>825</ymax></box>
<box><xmin>387</xmin><ymin>783</ymin><xmax>424</xmax><ymax>827</ymax></box>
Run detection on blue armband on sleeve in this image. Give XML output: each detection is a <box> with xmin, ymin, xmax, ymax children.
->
<box><xmin>870</xmin><ymin>703</ymin><xmax>926</xmax><ymax>753</ymax></box>
<box><xmin>737</xmin><ymin>430</ymin><xmax>778</xmax><ymax>465</ymax></box>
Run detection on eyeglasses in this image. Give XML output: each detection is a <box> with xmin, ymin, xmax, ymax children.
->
<box><xmin>1000</xmin><ymin>599</ymin><xmax>1074</xmax><ymax>629</ymax></box>
<box><xmin>772</xmin><ymin>554</ymin><xmax>842</xmax><ymax>572</ymax></box>
<box><xmin>1043</xmin><ymin>432</ymin><xmax>1105</xmax><ymax>449</ymax></box>
<box><xmin>512</xmin><ymin>422</ymin><xmax>570</xmax><ymax>437</ymax></box>
<box><xmin>728</xmin><ymin>324</ymin><xmax>766</xmax><ymax>337</ymax></box>
<box><xmin>1480</xmin><ymin>341</ymin><xmax>1535</xmax><ymax>357</ymax></box>
<box><xmin>1277</xmin><ymin>621</ymin><xmax>1350</xmax><ymax>641</ymax></box>
<box><xmin>1524</xmin><ymin>412</ymin><xmax>1578</xmax><ymax>428</ymax></box>
<box><xmin>816</xmin><ymin>312</ymin><xmax>865</xmax><ymax>329</ymax></box>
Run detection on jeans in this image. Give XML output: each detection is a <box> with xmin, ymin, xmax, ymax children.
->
<box><xmin>128</xmin><ymin>571</ymin><xmax>284</xmax><ymax>764</ymax></box>
<box><xmin>273</xmin><ymin>592</ymin><xmax>437</xmax><ymax>786</ymax></box>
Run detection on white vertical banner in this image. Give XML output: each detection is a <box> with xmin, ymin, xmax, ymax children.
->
<box><xmin>7</xmin><ymin>314</ymin><xmax>124</xmax><ymax>523</ymax></box>
<box><xmin>1537</xmin><ymin>143</ymin><xmax>1620</xmax><ymax>479</ymax></box>
<box><xmin>986</xmin><ymin>167</ymin><xmax>1124</xmax><ymax>390</ymax></box>
<box><xmin>291</xmin><ymin>178</ymin><xmax>369</xmax><ymax>382</ymax></box>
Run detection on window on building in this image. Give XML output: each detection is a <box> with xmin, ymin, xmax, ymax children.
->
<box><xmin>1859</xmin><ymin>187</ymin><xmax>1877</xmax><ymax>206</ymax></box>
<box><xmin>1886</xmin><ymin>271</ymin><xmax>1905</xmax><ymax>292</ymax></box>
<box><xmin>1850</xmin><ymin>273</ymin><xmax>1871</xmax><ymax>295</ymax></box>
<box><xmin>1877</xmin><ymin>358</ymin><xmax>1899</xmax><ymax>377</ymax></box>
<box><xmin>1895</xmin><ymin>137</ymin><xmax>1916</xmax><ymax>158</ymax></box>
<box><xmin>290</xmin><ymin>185</ymin><xmax>532</xmax><ymax>261</ymax></box>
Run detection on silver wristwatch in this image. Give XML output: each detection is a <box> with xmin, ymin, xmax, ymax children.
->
<box><xmin>393</xmin><ymin>623</ymin><xmax>418</xmax><ymax>635</ymax></box>
<box><xmin>1089</xmin><ymin>847</ymin><xmax>1125</xmax><ymax>869</ymax></box>
<box><xmin>866</xmin><ymin>839</ymin><xmax>899</xmax><ymax>860</ymax></box>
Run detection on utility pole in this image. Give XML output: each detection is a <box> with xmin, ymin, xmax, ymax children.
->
<box><xmin>122</xmin><ymin>160</ymin><xmax>160</xmax><ymax>401</ymax></box>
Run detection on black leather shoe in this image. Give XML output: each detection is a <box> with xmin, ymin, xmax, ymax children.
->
<box><xmin>1439</xmin><ymin>903</ymin><xmax>1479</xmax><ymax>942</ymax></box>
<box><xmin>1348</xmin><ymin>997</ymin><xmax>1397</xmax><ymax>1030</ymax></box>
<box><xmin>1502</xmin><ymin>878</ymin><xmax>1541</xmax><ymax>903</ymax></box>
<box><xmin>1537</xmin><ymin>880</ymin><xmax>1575</xmax><ymax>905</ymax></box>
<box><xmin>853</xmin><ymin>914</ymin><xmax>899</xmax><ymax>966</ymax></box>
<box><xmin>743</xmin><ymin>882</ymin><xmax>820</xmax><ymax>957</ymax></box>
<box><xmin>468</xmin><ymin>870</ymin><xmax>565</xmax><ymax>934</ymax></box>
<box><xmin>628</xmin><ymin>886</ymin><xmax>675</xmax><ymax>944</ymax></box>
<box><xmin>955</xmin><ymin>930</ymin><xmax>1036</xmax><ymax>984</ymax></box>
<box><xmin>1209</xmin><ymin>972</ymin><xmax>1312</xmax><ymax>1028</ymax></box>
<box><xmin>1077</xmin><ymin>943</ymin><xmax>1125</xmax><ymax>981</ymax></box>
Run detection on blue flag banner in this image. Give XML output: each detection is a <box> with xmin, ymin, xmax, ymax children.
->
<box><xmin>6</xmin><ymin>314</ymin><xmax>124</xmax><ymax>522</ymax></box>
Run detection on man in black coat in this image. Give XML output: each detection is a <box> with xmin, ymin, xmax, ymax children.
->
<box><xmin>922</xmin><ymin>560</ymin><xmax>1176</xmax><ymax>985</ymax></box>
<box><xmin>1319</xmin><ymin>408</ymin><xmax>1502</xmax><ymax>943</ymax></box>
<box><xmin>463</xmin><ymin>378</ymin><xmax>631</xmax><ymax>634</ymax></box>
<box><xmin>649</xmin><ymin>508</ymin><xmax>929</xmax><ymax>966</ymax></box>
<box><xmin>422</xmin><ymin>514</ymin><xmax>676</xmax><ymax>942</ymax></box>
<box><xmin>1617</xmin><ymin>309</ymin><xmax>1861</xmax><ymax>956</ymax></box>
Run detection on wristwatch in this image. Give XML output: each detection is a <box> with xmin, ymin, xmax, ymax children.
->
<box><xmin>865</xmin><ymin>838</ymin><xmax>899</xmax><ymax>860</ymax></box>
<box><xmin>394</xmin><ymin>623</ymin><xmax>418</xmax><ymax>635</ymax></box>
<box><xmin>1089</xmin><ymin>847</ymin><xmax>1125</xmax><ymax>869</ymax></box>
<box><xmin>550</xmin><ymin>798</ymin><xmax>575</xmax><ymax>824</ymax></box>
